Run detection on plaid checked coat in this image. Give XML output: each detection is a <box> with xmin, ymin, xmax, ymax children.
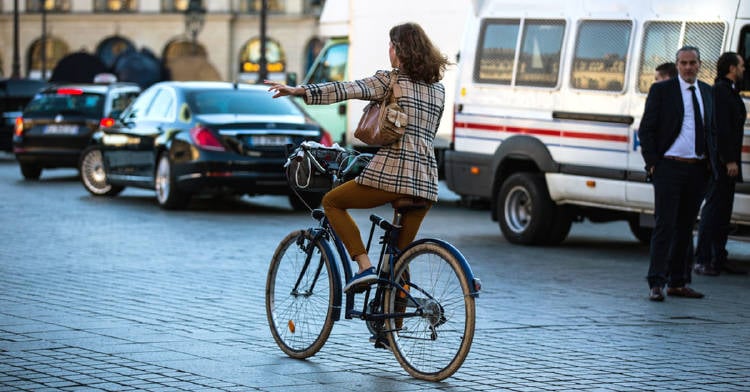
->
<box><xmin>302</xmin><ymin>70</ymin><xmax>445</xmax><ymax>201</ymax></box>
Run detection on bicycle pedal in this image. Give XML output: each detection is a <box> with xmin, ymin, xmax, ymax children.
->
<box><xmin>347</xmin><ymin>284</ymin><xmax>370</xmax><ymax>294</ymax></box>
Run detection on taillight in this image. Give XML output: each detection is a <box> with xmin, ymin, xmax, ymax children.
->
<box><xmin>14</xmin><ymin>117</ymin><xmax>23</xmax><ymax>136</ymax></box>
<box><xmin>189</xmin><ymin>126</ymin><xmax>226</xmax><ymax>151</ymax></box>
<box><xmin>319</xmin><ymin>129</ymin><xmax>333</xmax><ymax>147</ymax></box>
<box><xmin>57</xmin><ymin>88</ymin><xmax>83</xmax><ymax>95</ymax></box>
<box><xmin>99</xmin><ymin>118</ymin><xmax>115</xmax><ymax>128</ymax></box>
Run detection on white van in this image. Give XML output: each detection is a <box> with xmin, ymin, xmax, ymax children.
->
<box><xmin>445</xmin><ymin>0</ymin><xmax>750</xmax><ymax>245</ymax></box>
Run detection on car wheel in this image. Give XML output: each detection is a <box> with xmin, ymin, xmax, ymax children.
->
<box><xmin>496</xmin><ymin>172</ymin><xmax>555</xmax><ymax>245</ymax></box>
<box><xmin>19</xmin><ymin>163</ymin><xmax>42</xmax><ymax>180</ymax></box>
<box><xmin>155</xmin><ymin>153</ymin><xmax>190</xmax><ymax>210</ymax></box>
<box><xmin>79</xmin><ymin>147</ymin><xmax>124</xmax><ymax>196</ymax></box>
<box><xmin>289</xmin><ymin>192</ymin><xmax>324</xmax><ymax>211</ymax></box>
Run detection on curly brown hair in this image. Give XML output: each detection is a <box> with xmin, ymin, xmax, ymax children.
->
<box><xmin>389</xmin><ymin>22</ymin><xmax>449</xmax><ymax>84</ymax></box>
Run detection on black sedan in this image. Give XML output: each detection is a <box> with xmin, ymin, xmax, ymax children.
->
<box><xmin>79</xmin><ymin>81</ymin><xmax>333</xmax><ymax>210</ymax></box>
<box><xmin>13</xmin><ymin>82</ymin><xmax>140</xmax><ymax>179</ymax></box>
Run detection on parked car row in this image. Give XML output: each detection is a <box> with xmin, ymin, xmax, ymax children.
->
<box><xmin>10</xmin><ymin>79</ymin><xmax>333</xmax><ymax>211</ymax></box>
<box><xmin>13</xmin><ymin>81</ymin><xmax>141</xmax><ymax>179</ymax></box>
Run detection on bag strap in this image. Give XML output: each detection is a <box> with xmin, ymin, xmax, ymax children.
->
<box><xmin>388</xmin><ymin>69</ymin><xmax>402</xmax><ymax>104</ymax></box>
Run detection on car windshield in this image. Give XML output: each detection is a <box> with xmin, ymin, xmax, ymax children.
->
<box><xmin>187</xmin><ymin>89</ymin><xmax>304</xmax><ymax>116</ymax></box>
<box><xmin>24</xmin><ymin>91</ymin><xmax>104</xmax><ymax>118</ymax></box>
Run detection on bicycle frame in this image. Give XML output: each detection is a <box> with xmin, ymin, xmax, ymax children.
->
<box><xmin>304</xmin><ymin>209</ymin><xmax>405</xmax><ymax>323</ymax></box>
<box><xmin>298</xmin><ymin>207</ymin><xmax>480</xmax><ymax>326</ymax></box>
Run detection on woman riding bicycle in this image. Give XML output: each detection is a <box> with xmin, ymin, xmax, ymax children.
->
<box><xmin>267</xmin><ymin>22</ymin><xmax>449</xmax><ymax>293</ymax></box>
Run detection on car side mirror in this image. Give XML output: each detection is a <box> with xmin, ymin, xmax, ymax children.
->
<box><xmin>286</xmin><ymin>72</ymin><xmax>298</xmax><ymax>87</ymax></box>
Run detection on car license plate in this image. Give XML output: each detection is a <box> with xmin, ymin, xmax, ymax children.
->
<box><xmin>248</xmin><ymin>135</ymin><xmax>291</xmax><ymax>146</ymax></box>
<box><xmin>44</xmin><ymin>125</ymin><xmax>79</xmax><ymax>135</ymax></box>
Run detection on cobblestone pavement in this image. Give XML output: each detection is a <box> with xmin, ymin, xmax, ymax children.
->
<box><xmin>1</xmin><ymin>157</ymin><xmax>750</xmax><ymax>391</ymax></box>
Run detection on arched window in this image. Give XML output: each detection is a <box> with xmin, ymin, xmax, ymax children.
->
<box><xmin>96</xmin><ymin>36</ymin><xmax>136</xmax><ymax>69</ymax></box>
<box><xmin>161</xmin><ymin>0</ymin><xmax>193</xmax><ymax>12</ymax></box>
<box><xmin>163</xmin><ymin>38</ymin><xmax>207</xmax><ymax>61</ymax></box>
<box><xmin>25</xmin><ymin>0</ymin><xmax>71</xmax><ymax>12</ymax></box>
<box><xmin>236</xmin><ymin>0</ymin><xmax>283</xmax><ymax>13</ymax></box>
<box><xmin>238</xmin><ymin>37</ymin><xmax>285</xmax><ymax>78</ymax></box>
<box><xmin>94</xmin><ymin>0</ymin><xmax>138</xmax><ymax>12</ymax></box>
<box><xmin>26</xmin><ymin>36</ymin><xmax>69</xmax><ymax>79</ymax></box>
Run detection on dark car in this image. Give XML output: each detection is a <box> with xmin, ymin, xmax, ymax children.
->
<box><xmin>79</xmin><ymin>81</ymin><xmax>333</xmax><ymax>210</ymax></box>
<box><xmin>0</xmin><ymin>78</ymin><xmax>48</xmax><ymax>152</ymax></box>
<box><xmin>13</xmin><ymin>82</ymin><xmax>141</xmax><ymax>179</ymax></box>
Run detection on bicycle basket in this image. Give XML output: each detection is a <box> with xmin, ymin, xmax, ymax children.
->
<box><xmin>285</xmin><ymin>142</ymin><xmax>345</xmax><ymax>192</ymax></box>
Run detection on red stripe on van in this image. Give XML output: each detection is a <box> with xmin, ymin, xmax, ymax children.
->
<box><xmin>456</xmin><ymin>122</ymin><xmax>628</xmax><ymax>142</ymax></box>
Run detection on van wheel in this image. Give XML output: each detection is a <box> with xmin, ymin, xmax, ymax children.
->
<box><xmin>20</xmin><ymin>163</ymin><xmax>42</xmax><ymax>180</ymax></box>
<box><xmin>497</xmin><ymin>172</ymin><xmax>555</xmax><ymax>245</ymax></box>
<box><xmin>628</xmin><ymin>217</ymin><xmax>652</xmax><ymax>245</ymax></box>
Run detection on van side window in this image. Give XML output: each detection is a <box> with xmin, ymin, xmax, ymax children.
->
<box><xmin>516</xmin><ymin>20</ymin><xmax>565</xmax><ymax>87</ymax></box>
<box><xmin>307</xmin><ymin>43</ymin><xmax>348</xmax><ymax>84</ymax></box>
<box><xmin>475</xmin><ymin>19</ymin><xmax>520</xmax><ymax>84</ymax></box>
<box><xmin>638</xmin><ymin>21</ymin><xmax>725</xmax><ymax>93</ymax></box>
<box><xmin>475</xmin><ymin>19</ymin><xmax>565</xmax><ymax>88</ymax></box>
<box><xmin>571</xmin><ymin>20</ymin><xmax>632</xmax><ymax>92</ymax></box>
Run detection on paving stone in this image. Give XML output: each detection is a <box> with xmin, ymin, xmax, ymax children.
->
<box><xmin>1</xmin><ymin>162</ymin><xmax>750</xmax><ymax>391</ymax></box>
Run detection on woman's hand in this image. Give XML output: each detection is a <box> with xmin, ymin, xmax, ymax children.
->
<box><xmin>265</xmin><ymin>80</ymin><xmax>304</xmax><ymax>99</ymax></box>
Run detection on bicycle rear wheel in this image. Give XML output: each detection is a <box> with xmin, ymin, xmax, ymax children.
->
<box><xmin>266</xmin><ymin>230</ymin><xmax>335</xmax><ymax>359</ymax></box>
<box><xmin>385</xmin><ymin>242</ymin><xmax>476</xmax><ymax>381</ymax></box>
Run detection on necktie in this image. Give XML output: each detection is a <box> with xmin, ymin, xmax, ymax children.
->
<box><xmin>689</xmin><ymin>86</ymin><xmax>705</xmax><ymax>156</ymax></box>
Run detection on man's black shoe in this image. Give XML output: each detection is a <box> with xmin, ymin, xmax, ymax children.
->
<box><xmin>694</xmin><ymin>263</ymin><xmax>720</xmax><ymax>276</ymax></box>
<box><xmin>666</xmin><ymin>286</ymin><xmax>704</xmax><ymax>298</ymax></box>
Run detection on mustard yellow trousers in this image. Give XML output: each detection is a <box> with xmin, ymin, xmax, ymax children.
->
<box><xmin>322</xmin><ymin>180</ymin><xmax>432</xmax><ymax>260</ymax></box>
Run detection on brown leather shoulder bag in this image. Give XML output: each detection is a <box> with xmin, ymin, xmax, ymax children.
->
<box><xmin>354</xmin><ymin>70</ymin><xmax>408</xmax><ymax>146</ymax></box>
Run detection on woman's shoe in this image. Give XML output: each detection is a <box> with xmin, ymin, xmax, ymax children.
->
<box><xmin>344</xmin><ymin>267</ymin><xmax>377</xmax><ymax>292</ymax></box>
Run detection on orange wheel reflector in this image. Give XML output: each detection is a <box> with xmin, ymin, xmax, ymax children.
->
<box><xmin>398</xmin><ymin>284</ymin><xmax>410</xmax><ymax>298</ymax></box>
<box><xmin>288</xmin><ymin>320</ymin><xmax>296</xmax><ymax>333</ymax></box>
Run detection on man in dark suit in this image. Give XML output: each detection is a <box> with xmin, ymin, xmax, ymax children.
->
<box><xmin>694</xmin><ymin>52</ymin><xmax>748</xmax><ymax>276</ymax></box>
<box><xmin>639</xmin><ymin>46</ymin><xmax>715</xmax><ymax>301</ymax></box>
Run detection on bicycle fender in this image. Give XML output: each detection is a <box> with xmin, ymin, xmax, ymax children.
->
<box><xmin>309</xmin><ymin>228</ymin><xmax>344</xmax><ymax>320</ymax></box>
<box><xmin>404</xmin><ymin>238</ymin><xmax>481</xmax><ymax>297</ymax></box>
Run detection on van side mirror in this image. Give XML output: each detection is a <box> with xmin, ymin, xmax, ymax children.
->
<box><xmin>286</xmin><ymin>72</ymin><xmax>298</xmax><ymax>86</ymax></box>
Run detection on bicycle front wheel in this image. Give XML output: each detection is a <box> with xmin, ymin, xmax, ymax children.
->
<box><xmin>385</xmin><ymin>242</ymin><xmax>476</xmax><ymax>381</ymax></box>
<box><xmin>266</xmin><ymin>230</ymin><xmax>335</xmax><ymax>359</ymax></box>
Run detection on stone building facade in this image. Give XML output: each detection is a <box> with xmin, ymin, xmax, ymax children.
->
<box><xmin>0</xmin><ymin>0</ymin><xmax>325</xmax><ymax>83</ymax></box>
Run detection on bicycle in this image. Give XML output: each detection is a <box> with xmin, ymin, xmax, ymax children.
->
<box><xmin>265</xmin><ymin>142</ymin><xmax>481</xmax><ymax>381</ymax></box>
